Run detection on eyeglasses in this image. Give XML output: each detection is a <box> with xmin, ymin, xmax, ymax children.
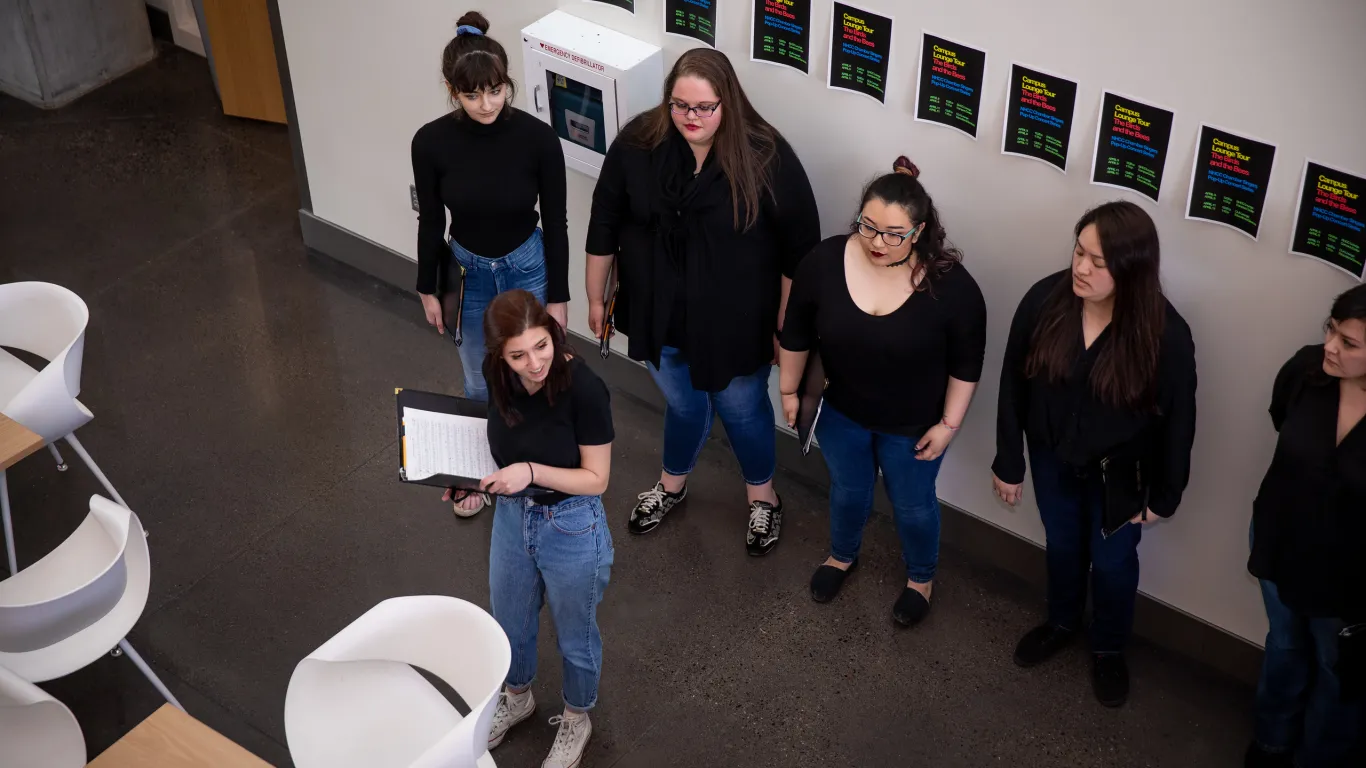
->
<box><xmin>669</xmin><ymin>100</ymin><xmax>721</xmax><ymax>118</ymax></box>
<box><xmin>856</xmin><ymin>217</ymin><xmax>919</xmax><ymax>247</ymax></box>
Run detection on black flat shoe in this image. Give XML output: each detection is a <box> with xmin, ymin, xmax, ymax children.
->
<box><xmin>1242</xmin><ymin>742</ymin><xmax>1293</xmax><ymax>768</ymax></box>
<box><xmin>810</xmin><ymin>559</ymin><xmax>858</xmax><ymax>603</ymax></box>
<box><xmin>1092</xmin><ymin>653</ymin><xmax>1129</xmax><ymax>707</ymax></box>
<box><xmin>1013</xmin><ymin>623</ymin><xmax>1077</xmax><ymax>668</ymax></box>
<box><xmin>892</xmin><ymin>585</ymin><xmax>931</xmax><ymax>626</ymax></box>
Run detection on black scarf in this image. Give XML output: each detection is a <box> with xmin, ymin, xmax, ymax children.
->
<box><xmin>648</xmin><ymin>132</ymin><xmax>723</xmax><ymax>356</ymax></box>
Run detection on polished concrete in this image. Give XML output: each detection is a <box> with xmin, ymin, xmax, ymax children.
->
<box><xmin>0</xmin><ymin>47</ymin><xmax>1254</xmax><ymax>767</ymax></box>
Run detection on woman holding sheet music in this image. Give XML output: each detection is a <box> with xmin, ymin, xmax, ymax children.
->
<box><xmin>778</xmin><ymin>157</ymin><xmax>986</xmax><ymax>627</ymax></box>
<box><xmin>443</xmin><ymin>289</ymin><xmax>613</xmax><ymax>767</ymax></box>
<box><xmin>584</xmin><ymin>48</ymin><xmax>820</xmax><ymax>556</ymax></box>
<box><xmin>991</xmin><ymin>201</ymin><xmax>1197</xmax><ymax>709</ymax></box>
<box><xmin>411</xmin><ymin>11</ymin><xmax>569</xmax><ymax>414</ymax></box>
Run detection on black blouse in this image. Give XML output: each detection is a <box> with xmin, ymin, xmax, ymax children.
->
<box><xmin>781</xmin><ymin>235</ymin><xmax>987</xmax><ymax>437</ymax></box>
<box><xmin>585</xmin><ymin>123</ymin><xmax>821</xmax><ymax>393</ymax></box>
<box><xmin>484</xmin><ymin>356</ymin><xmax>615</xmax><ymax>505</ymax></box>
<box><xmin>992</xmin><ymin>271</ymin><xmax>1198</xmax><ymax>518</ymax></box>
<box><xmin>1249</xmin><ymin>344</ymin><xmax>1366</xmax><ymax>621</ymax></box>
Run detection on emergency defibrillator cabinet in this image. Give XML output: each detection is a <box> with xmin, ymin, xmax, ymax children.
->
<box><xmin>522</xmin><ymin>11</ymin><xmax>663</xmax><ymax>179</ymax></box>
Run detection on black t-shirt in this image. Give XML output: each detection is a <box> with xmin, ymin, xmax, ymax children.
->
<box><xmin>484</xmin><ymin>356</ymin><xmax>615</xmax><ymax>505</ymax></box>
<box><xmin>781</xmin><ymin>235</ymin><xmax>988</xmax><ymax>437</ymax></box>
<box><xmin>411</xmin><ymin>109</ymin><xmax>570</xmax><ymax>301</ymax></box>
<box><xmin>1249</xmin><ymin>345</ymin><xmax>1366</xmax><ymax>620</ymax></box>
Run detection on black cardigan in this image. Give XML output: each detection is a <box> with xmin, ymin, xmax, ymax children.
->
<box><xmin>585</xmin><ymin>123</ymin><xmax>821</xmax><ymax>393</ymax></box>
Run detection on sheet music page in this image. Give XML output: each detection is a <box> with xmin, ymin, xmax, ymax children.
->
<box><xmin>402</xmin><ymin>407</ymin><xmax>500</xmax><ymax>482</ymax></box>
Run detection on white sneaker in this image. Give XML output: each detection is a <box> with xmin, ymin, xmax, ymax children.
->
<box><xmin>541</xmin><ymin>711</ymin><xmax>592</xmax><ymax>768</ymax></box>
<box><xmin>487</xmin><ymin>688</ymin><xmax>535</xmax><ymax>748</ymax></box>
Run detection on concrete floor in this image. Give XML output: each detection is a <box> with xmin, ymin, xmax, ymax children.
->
<box><xmin>0</xmin><ymin>47</ymin><xmax>1254</xmax><ymax>767</ymax></box>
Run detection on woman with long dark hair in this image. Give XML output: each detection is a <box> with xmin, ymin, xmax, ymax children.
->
<box><xmin>1244</xmin><ymin>286</ymin><xmax>1366</xmax><ymax>768</ymax></box>
<box><xmin>992</xmin><ymin>201</ymin><xmax>1197</xmax><ymax>707</ymax></box>
<box><xmin>585</xmin><ymin>48</ymin><xmax>820</xmax><ymax>555</ymax></box>
<box><xmin>442</xmin><ymin>290</ymin><xmax>614</xmax><ymax>767</ymax></box>
<box><xmin>779</xmin><ymin>157</ymin><xmax>986</xmax><ymax>625</ymax></box>
<box><xmin>412</xmin><ymin>11</ymin><xmax>569</xmax><ymax>431</ymax></box>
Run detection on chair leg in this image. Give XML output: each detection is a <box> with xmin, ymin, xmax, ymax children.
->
<box><xmin>118</xmin><ymin>639</ymin><xmax>185</xmax><ymax>711</ymax></box>
<box><xmin>1</xmin><ymin>470</ymin><xmax>15</xmax><ymax>575</ymax></box>
<box><xmin>46</xmin><ymin>442</ymin><xmax>69</xmax><ymax>471</ymax></box>
<box><xmin>63</xmin><ymin>433</ymin><xmax>129</xmax><ymax>508</ymax></box>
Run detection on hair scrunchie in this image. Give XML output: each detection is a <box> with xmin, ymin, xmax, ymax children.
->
<box><xmin>455</xmin><ymin>24</ymin><xmax>484</xmax><ymax>37</ymax></box>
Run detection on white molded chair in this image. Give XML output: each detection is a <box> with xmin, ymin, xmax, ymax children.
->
<box><xmin>0</xmin><ymin>281</ymin><xmax>130</xmax><ymax>575</ymax></box>
<box><xmin>0</xmin><ymin>663</ymin><xmax>86</xmax><ymax>768</ymax></box>
<box><xmin>0</xmin><ymin>495</ymin><xmax>182</xmax><ymax>710</ymax></box>
<box><xmin>285</xmin><ymin>596</ymin><xmax>511</xmax><ymax>768</ymax></box>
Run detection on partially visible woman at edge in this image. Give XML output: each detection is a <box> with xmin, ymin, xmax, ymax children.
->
<box><xmin>585</xmin><ymin>48</ymin><xmax>820</xmax><ymax>555</ymax></box>
<box><xmin>443</xmin><ymin>289</ymin><xmax>615</xmax><ymax>768</ymax></box>
<box><xmin>992</xmin><ymin>201</ymin><xmax>1197</xmax><ymax>708</ymax></box>
<box><xmin>779</xmin><ymin>157</ymin><xmax>986</xmax><ymax>626</ymax></box>
<box><xmin>411</xmin><ymin>13</ymin><xmax>569</xmax><ymax>435</ymax></box>
<box><xmin>1243</xmin><ymin>285</ymin><xmax>1366</xmax><ymax>768</ymax></box>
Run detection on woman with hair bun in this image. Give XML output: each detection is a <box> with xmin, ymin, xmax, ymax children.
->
<box><xmin>778</xmin><ymin>157</ymin><xmax>987</xmax><ymax>626</ymax></box>
<box><xmin>412</xmin><ymin>11</ymin><xmax>570</xmax><ymax>440</ymax></box>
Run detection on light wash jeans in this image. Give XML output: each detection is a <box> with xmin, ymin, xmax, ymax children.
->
<box><xmin>489</xmin><ymin>494</ymin><xmax>614</xmax><ymax>711</ymax></box>
<box><xmin>449</xmin><ymin>229</ymin><xmax>548</xmax><ymax>402</ymax></box>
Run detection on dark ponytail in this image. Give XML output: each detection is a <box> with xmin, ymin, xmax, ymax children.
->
<box><xmin>441</xmin><ymin>11</ymin><xmax>516</xmax><ymax>112</ymax></box>
<box><xmin>856</xmin><ymin>156</ymin><xmax>962</xmax><ymax>291</ymax></box>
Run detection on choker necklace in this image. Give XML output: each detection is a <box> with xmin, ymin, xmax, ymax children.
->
<box><xmin>883</xmin><ymin>254</ymin><xmax>913</xmax><ymax>268</ymax></box>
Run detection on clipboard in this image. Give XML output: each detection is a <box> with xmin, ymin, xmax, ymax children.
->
<box><xmin>795</xmin><ymin>349</ymin><xmax>827</xmax><ymax>456</ymax></box>
<box><xmin>395</xmin><ymin>388</ymin><xmax>553</xmax><ymax>497</ymax></box>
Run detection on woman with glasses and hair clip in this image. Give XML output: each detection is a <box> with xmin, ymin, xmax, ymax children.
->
<box><xmin>992</xmin><ymin>201</ymin><xmax>1197</xmax><ymax>708</ymax></box>
<box><xmin>442</xmin><ymin>289</ymin><xmax>615</xmax><ymax>768</ymax></box>
<box><xmin>1243</xmin><ymin>285</ymin><xmax>1366</xmax><ymax>768</ymax></box>
<box><xmin>585</xmin><ymin>48</ymin><xmax>820</xmax><ymax>555</ymax></box>
<box><xmin>778</xmin><ymin>157</ymin><xmax>986</xmax><ymax>626</ymax></box>
<box><xmin>411</xmin><ymin>11</ymin><xmax>569</xmax><ymax>454</ymax></box>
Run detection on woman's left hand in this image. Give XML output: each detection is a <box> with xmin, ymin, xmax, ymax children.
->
<box><xmin>1128</xmin><ymin>508</ymin><xmax>1159</xmax><ymax>525</ymax></box>
<box><xmin>547</xmin><ymin>302</ymin><xmax>569</xmax><ymax>330</ymax></box>
<box><xmin>481</xmin><ymin>463</ymin><xmax>533</xmax><ymax>495</ymax></box>
<box><xmin>915</xmin><ymin>424</ymin><xmax>956</xmax><ymax>461</ymax></box>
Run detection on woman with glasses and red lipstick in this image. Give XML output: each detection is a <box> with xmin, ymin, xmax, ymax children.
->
<box><xmin>585</xmin><ymin>48</ymin><xmax>820</xmax><ymax>556</ymax></box>
<box><xmin>778</xmin><ymin>157</ymin><xmax>987</xmax><ymax>626</ymax></box>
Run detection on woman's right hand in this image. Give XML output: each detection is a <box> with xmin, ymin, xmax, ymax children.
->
<box><xmin>588</xmin><ymin>299</ymin><xmax>606</xmax><ymax>337</ymax></box>
<box><xmin>781</xmin><ymin>393</ymin><xmax>799</xmax><ymax>428</ymax></box>
<box><xmin>420</xmin><ymin>293</ymin><xmax>445</xmax><ymax>334</ymax></box>
<box><xmin>992</xmin><ymin>473</ymin><xmax>1024</xmax><ymax>506</ymax></box>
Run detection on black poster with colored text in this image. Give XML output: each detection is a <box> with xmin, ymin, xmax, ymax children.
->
<box><xmin>1292</xmin><ymin>161</ymin><xmax>1366</xmax><ymax>279</ymax></box>
<box><xmin>1001</xmin><ymin>63</ymin><xmax>1077</xmax><ymax>171</ymax></box>
<box><xmin>827</xmin><ymin>2</ymin><xmax>893</xmax><ymax>104</ymax></box>
<box><xmin>1185</xmin><ymin>126</ymin><xmax>1277</xmax><ymax>240</ymax></box>
<box><xmin>914</xmin><ymin>33</ymin><xmax>987</xmax><ymax>138</ymax></box>
<box><xmin>751</xmin><ymin>0</ymin><xmax>811</xmax><ymax>74</ymax></box>
<box><xmin>665</xmin><ymin>0</ymin><xmax>717</xmax><ymax>47</ymax></box>
<box><xmin>1090</xmin><ymin>92</ymin><xmax>1175</xmax><ymax>203</ymax></box>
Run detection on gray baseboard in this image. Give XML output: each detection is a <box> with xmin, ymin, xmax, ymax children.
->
<box><xmin>299</xmin><ymin>210</ymin><xmax>1264</xmax><ymax>687</ymax></box>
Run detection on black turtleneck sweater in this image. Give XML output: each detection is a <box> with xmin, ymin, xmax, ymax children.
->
<box><xmin>411</xmin><ymin>108</ymin><xmax>569</xmax><ymax>302</ymax></box>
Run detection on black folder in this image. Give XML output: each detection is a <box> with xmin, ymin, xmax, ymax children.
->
<box><xmin>1099</xmin><ymin>453</ymin><xmax>1148</xmax><ymax>538</ymax></box>
<box><xmin>395</xmin><ymin>388</ymin><xmax>552</xmax><ymax>497</ymax></box>
<box><xmin>795</xmin><ymin>349</ymin><xmax>827</xmax><ymax>456</ymax></box>
<box><xmin>599</xmin><ymin>260</ymin><xmax>618</xmax><ymax>359</ymax></box>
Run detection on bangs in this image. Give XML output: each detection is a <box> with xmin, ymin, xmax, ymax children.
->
<box><xmin>448</xmin><ymin>52</ymin><xmax>509</xmax><ymax>95</ymax></box>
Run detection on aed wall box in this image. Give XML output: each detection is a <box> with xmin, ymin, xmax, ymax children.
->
<box><xmin>522</xmin><ymin>11</ymin><xmax>663</xmax><ymax>179</ymax></box>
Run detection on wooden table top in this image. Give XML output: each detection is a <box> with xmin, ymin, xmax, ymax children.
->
<box><xmin>87</xmin><ymin>704</ymin><xmax>274</xmax><ymax>767</ymax></box>
<box><xmin>0</xmin><ymin>413</ymin><xmax>43</xmax><ymax>471</ymax></box>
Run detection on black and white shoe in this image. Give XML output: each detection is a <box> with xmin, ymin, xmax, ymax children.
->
<box><xmin>628</xmin><ymin>483</ymin><xmax>686</xmax><ymax>535</ymax></box>
<box><xmin>745</xmin><ymin>497</ymin><xmax>783</xmax><ymax>556</ymax></box>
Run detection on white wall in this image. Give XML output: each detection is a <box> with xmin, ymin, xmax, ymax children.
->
<box><xmin>276</xmin><ymin>0</ymin><xmax>1366</xmax><ymax>644</ymax></box>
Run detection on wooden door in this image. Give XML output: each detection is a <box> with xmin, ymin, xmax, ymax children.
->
<box><xmin>201</xmin><ymin>0</ymin><xmax>286</xmax><ymax>123</ymax></box>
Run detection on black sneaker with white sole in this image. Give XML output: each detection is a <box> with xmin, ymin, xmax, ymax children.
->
<box><xmin>628</xmin><ymin>483</ymin><xmax>686</xmax><ymax>535</ymax></box>
<box><xmin>745</xmin><ymin>497</ymin><xmax>783</xmax><ymax>556</ymax></box>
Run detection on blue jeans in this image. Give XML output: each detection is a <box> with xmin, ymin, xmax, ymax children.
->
<box><xmin>489</xmin><ymin>494</ymin><xmax>614</xmax><ymax>711</ymax></box>
<box><xmin>450</xmin><ymin>229</ymin><xmax>548</xmax><ymax>402</ymax></box>
<box><xmin>815</xmin><ymin>404</ymin><xmax>945</xmax><ymax>583</ymax></box>
<box><xmin>1029</xmin><ymin>444</ymin><xmax>1142</xmax><ymax>654</ymax></box>
<box><xmin>646</xmin><ymin>346</ymin><xmax>776</xmax><ymax>485</ymax></box>
<box><xmin>1253</xmin><ymin>578</ymin><xmax>1362</xmax><ymax>766</ymax></box>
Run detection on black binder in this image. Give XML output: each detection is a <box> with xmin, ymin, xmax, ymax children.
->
<box><xmin>795</xmin><ymin>349</ymin><xmax>827</xmax><ymax>456</ymax></box>
<box><xmin>1099</xmin><ymin>453</ymin><xmax>1148</xmax><ymax>538</ymax></box>
<box><xmin>440</xmin><ymin>245</ymin><xmax>467</xmax><ymax>347</ymax></box>
<box><xmin>395</xmin><ymin>388</ymin><xmax>552</xmax><ymax>497</ymax></box>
